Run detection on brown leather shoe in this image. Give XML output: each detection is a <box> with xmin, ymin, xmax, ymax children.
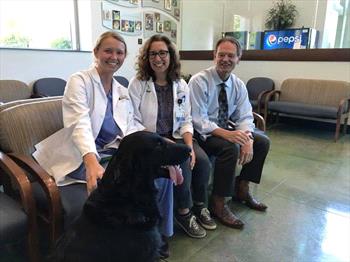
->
<box><xmin>210</xmin><ymin>196</ymin><xmax>244</xmax><ymax>229</ymax></box>
<box><xmin>235</xmin><ymin>179</ymin><xmax>267</xmax><ymax>212</ymax></box>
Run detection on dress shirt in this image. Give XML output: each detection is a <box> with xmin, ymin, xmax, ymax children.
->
<box><xmin>189</xmin><ymin>66</ymin><xmax>254</xmax><ymax>139</ymax></box>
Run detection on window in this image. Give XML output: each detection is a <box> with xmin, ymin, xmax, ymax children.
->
<box><xmin>0</xmin><ymin>0</ymin><xmax>88</xmax><ymax>51</ymax></box>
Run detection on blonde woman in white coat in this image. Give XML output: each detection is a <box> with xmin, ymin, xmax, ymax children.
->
<box><xmin>129</xmin><ymin>35</ymin><xmax>217</xmax><ymax>245</ymax></box>
<box><xmin>33</xmin><ymin>33</ymin><xmax>174</xmax><ymax>257</ymax></box>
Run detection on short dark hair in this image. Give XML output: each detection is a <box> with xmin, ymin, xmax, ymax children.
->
<box><xmin>136</xmin><ymin>34</ymin><xmax>181</xmax><ymax>82</ymax></box>
<box><xmin>214</xmin><ymin>37</ymin><xmax>242</xmax><ymax>58</ymax></box>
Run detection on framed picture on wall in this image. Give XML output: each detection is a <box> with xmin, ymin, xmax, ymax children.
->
<box><xmin>156</xmin><ymin>22</ymin><xmax>164</xmax><ymax>33</ymax></box>
<box><xmin>135</xmin><ymin>21</ymin><xmax>142</xmax><ymax>31</ymax></box>
<box><xmin>122</xmin><ymin>20</ymin><xmax>134</xmax><ymax>32</ymax></box>
<box><xmin>152</xmin><ymin>0</ymin><xmax>159</xmax><ymax>2</ymax></box>
<box><xmin>164</xmin><ymin>0</ymin><xmax>171</xmax><ymax>11</ymax></box>
<box><xmin>102</xmin><ymin>10</ymin><xmax>112</xmax><ymax>21</ymax></box>
<box><xmin>145</xmin><ymin>13</ymin><xmax>154</xmax><ymax>31</ymax></box>
<box><xmin>112</xmin><ymin>10</ymin><xmax>120</xmax><ymax>20</ymax></box>
<box><xmin>154</xmin><ymin>12</ymin><xmax>160</xmax><ymax>21</ymax></box>
<box><xmin>164</xmin><ymin>21</ymin><xmax>171</xmax><ymax>31</ymax></box>
<box><xmin>171</xmin><ymin>29</ymin><xmax>176</xmax><ymax>38</ymax></box>
<box><xmin>174</xmin><ymin>8</ymin><xmax>180</xmax><ymax>19</ymax></box>
<box><xmin>113</xmin><ymin>20</ymin><xmax>120</xmax><ymax>30</ymax></box>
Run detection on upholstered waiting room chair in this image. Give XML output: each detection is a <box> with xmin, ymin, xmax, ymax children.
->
<box><xmin>0</xmin><ymin>96</ymin><xmax>63</xmax><ymax>115</ymax></box>
<box><xmin>0</xmin><ymin>152</ymin><xmax>39</xmax><ymax>262</ymax></box>
<box><xmin>114</xmin><ymin>75</ymin><xmax>129</xmax><ymax>88</ymax></box>
<box><xmin>0</xmin><ymin>80</ymin><xmax>32</xmax><ymax>103</ymax></box>
<box><xmin>246</xmin><ymin>77</ymin><xmax>275</xmax><ymax>115</ymax></box>
<box><xmin>32</xmin><ymin>77</ymin><xmax>66</xmax><ymax>97</ymax></box>
<box><xmin>0</xmin><ymin>98</ymin><xmax>88</xmax><ymax>248</ymax></box>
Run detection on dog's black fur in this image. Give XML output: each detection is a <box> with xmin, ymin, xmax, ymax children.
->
<box><xmin>49</xmin><ymin>131</ymin><xmax>191</xmax><ymax>262</ymax></box>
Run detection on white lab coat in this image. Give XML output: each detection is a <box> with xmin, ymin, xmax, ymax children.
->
<box><xmin>33</xmin><ymin>67</ymin><xmax>143</xmax><ymax>185</ymax></box>
<box><xmin>128</xmin><ymin>77</ymin><xmax>193</xmax><ymax>139</ymax></box>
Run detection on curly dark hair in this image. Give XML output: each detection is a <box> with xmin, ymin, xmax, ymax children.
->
<box><xmin>136</xmin><ymin>35</ymin><xmax>181</xmax><ymax>83</ymax></box>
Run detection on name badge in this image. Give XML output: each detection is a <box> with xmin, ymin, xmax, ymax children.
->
<box><xmin>175</xmin><ymin>95</ymin><xmax>186</xmax><ymax>121</ymax></box>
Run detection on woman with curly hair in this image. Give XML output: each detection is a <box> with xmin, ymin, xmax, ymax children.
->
<box><xmin>129</xmin><ymin>35</ymin><xmax>216</xmax><ymax>255</ymax></box>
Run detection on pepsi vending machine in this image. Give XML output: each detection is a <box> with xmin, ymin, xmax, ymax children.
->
<box><xmin>262</xmin><ymin>28</ymin><xmax>318</xmax><ymax>50</ymax></box>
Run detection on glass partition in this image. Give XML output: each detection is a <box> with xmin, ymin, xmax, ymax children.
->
<box><xmin>181</xmin><ymin>0</ymin><xmax>349</xmax><ymax>51</ymax></box>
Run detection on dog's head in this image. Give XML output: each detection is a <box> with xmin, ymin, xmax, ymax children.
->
<box><xmin>101</xmin><ymin>131</ymin><xmax>191</xmax><ymax>188</ymax></box>
<box><xmin>84</xmin><ymin>131</ymin><xmax>190</xmax><ymax>226</ymax></box>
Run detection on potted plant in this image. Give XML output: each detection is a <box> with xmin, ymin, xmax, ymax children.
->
<box><xmin>265</xmin><ymin>0</ymin><xmax>298</xmax><ymax>30</ymax></box>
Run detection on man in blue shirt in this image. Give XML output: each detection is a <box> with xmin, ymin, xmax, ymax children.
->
<box><xmin>189</xmin><ymin>37</ymin><xmax>270</xmax><ymax>229</ymax></box>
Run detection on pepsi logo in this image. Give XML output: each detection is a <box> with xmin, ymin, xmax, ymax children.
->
<box><xmin>267</xmin><ymin>35</ymin><xmax>277</xmax><ymax>45</ymax></box>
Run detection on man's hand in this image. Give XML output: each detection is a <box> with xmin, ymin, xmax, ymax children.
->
<box><xmin>213</xmin><ymin>129</ymin><xmax>251</xmax><ymax>146</ymax></box>
<box><xmin>239</xmin><ymin>139</ymin><xmax>253</xmax><ymax>165</ymax></box>
<box><xmin>190</xmin><ymin>148</ymin><xmax>196</xmax><ymax>170</ymax></box>
<box><xmin>83</xmin><ymin>153</ymin><xmax>105</xmax><ymax>195</ymax></box>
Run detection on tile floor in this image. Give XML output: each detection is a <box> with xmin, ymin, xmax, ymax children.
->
<box><xmin>167</xmin><ymin>122</ymin><xmax>350</xmax><ymax>262</ymax></box>
<box><xmin>1</xmin><ymin>121</ymin><xmax>349</xmax><ymax>262</ymax></box>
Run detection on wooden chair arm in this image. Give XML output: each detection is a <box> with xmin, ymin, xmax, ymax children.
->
<box><xmin>337</xmin><ymin>96</ymin><xmax>350</xmax><ymax>117</ymax></box>
<box><xmin>264</xmin><ymin>90</ymin><xmax>281</xmax><ymax>122</ymax></box>
<box><xmin>265</xmin><ymin>90</ymin><xmax>281</xmax><ymax>102</ymax></box>
<box><xmin>0</xmin><ymin>152</ymin><xmax>39</xmax><ymax>261</ymax></box>
<box><xmin>253</xmin><ymin>112</ymin><xmax>266</xmax><ymax>131</ymax></box>
<box><xmin>256</xmin><ymin>90</ymin><xmax>272</xmax><ymax>114</ymax></box>
<box><xmin>8</xmin><ymin>153</ymin><xmax>63</xmax><ymax>242</ymax></box>
<box><xmin>0</xmin><ymin>152</ymin><xmax>37</xmax><ymax>220</ymax></box>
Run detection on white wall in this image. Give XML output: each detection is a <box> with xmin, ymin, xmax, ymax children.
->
<box><xmin>181</xmin><ymin>60</ymin><xmax>350</xmax><ymax>89</ymax></box>
<box><xmin>0</xmin><ymin>48</ymin><xmax>92</xmax><ymax>84</ymax></box>
<box><xmin>0</xmin><ymin>0</ymin><xmax>349</xmax><ymax>87</ymax></box>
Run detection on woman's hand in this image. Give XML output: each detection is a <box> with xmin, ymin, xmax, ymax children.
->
<box><xmin>83</xmin><ymin>153</ymin><xmax>105</xmax><ymax>195</ymax></box>
<box><xmin>182</xmin><ymin>132</ymin><xmax>195</xmax><ymax>170</ymax></box>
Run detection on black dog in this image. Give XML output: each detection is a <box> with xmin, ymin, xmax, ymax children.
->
<box><xmin>49</xmin><ymin>131</ymin><xmax>191</xmax><ymax>262</ymax></box>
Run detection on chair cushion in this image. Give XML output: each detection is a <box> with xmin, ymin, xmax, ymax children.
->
<box><xmin>0</xmin><ymin>80</ymin><xmax>32</xmax><ymax>103</ymax></box>
<box><xmin>280</xmin><ymin>79</ymin><xmax>350</xmax><ymax>107</ymax></box>
<box><xmin>268</xmin><ymin>101</ymin><xmax>338</xmax><ymax>119</ymax></box>
<box><xmin>114</xmin><ymin>76</ymin><xmax>129</xmax><ymax>88</ymax></box>
<box><xmin>32</xmin><ymin>182</ymin><xmax>87</xmax><ymax>230</ymax></box>
<box><xmin>0</xmin><ymin>193</ymin><xmax>27</xmax><ymax>244</ymax></box>
<box><xmin>59</xmin><ymin>184</ymin><xmax>88</xmax><ymax>229</ymax></box>
<box><xmin>33</xmin><ymin>78</ymin><xmax>66</xmax><ymax>97</ymax></box>
<box><xmin>246</xmin><ymin>77</ymin><xmax>275</xmax><ymax>100</ymax></box>
<box><xmin>249</xmin><ymin>99</ymin><xmax>258</xmax><ymax>109</ymax></box>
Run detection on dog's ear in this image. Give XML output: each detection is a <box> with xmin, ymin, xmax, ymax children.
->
<box><xmin>100</xmin><ymin>149</ymin><xmax>136</xmax><ymax>192</ymax></box>
<box><xmin>100</xmin><ymin>153</ymin><xmax>121</xmax><ymax>189</ymax></box>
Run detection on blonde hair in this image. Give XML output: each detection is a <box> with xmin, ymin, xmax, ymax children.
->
<box><xmin>94</xmin><ymin>31</ymin><xmax>127</xmax><ymax>54</ymax></box>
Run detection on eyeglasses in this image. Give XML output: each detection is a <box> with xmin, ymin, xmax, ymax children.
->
<box><xmin>148</xmin><ymin>50</ymin><xmax>169</xmax><ymax>59</ymax></box>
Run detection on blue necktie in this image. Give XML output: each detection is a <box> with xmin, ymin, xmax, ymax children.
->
<box><xmin>218</xmin><ymin>83</ymin><xmax>228</xmax><ymax>128</ymax></box>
